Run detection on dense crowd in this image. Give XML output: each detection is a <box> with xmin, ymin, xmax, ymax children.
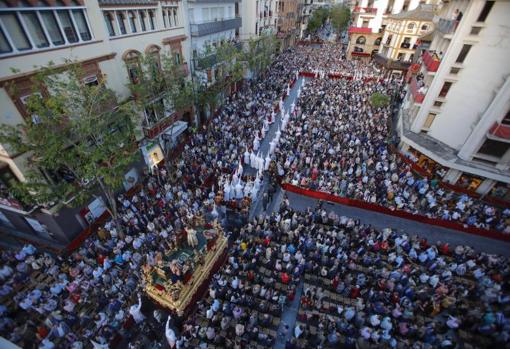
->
<box><xmin>0</xmin><ymin>42</ymin><xmax>509</xmax><ymax>349</ymax></box>
<box><xmin>274</xmin><ymin>72</ymin><xmax>510</xmax><ymax>233</ymax></box>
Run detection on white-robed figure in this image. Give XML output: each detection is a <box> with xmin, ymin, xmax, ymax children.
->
<box><xmin>275</xmin><ymin>127</ymin><xmax>281</xmax><ymax>143</ymax></box>
<box><xmin>264</xmin><ymin>155</ymin><xmax>271</xmax><ymax>171</ymax></box>
<box><xmin>257</xmin><ymin>155</ymin><xmax>264</xmax><ymax>171</ymax></box>
<box><xmin>251</xmin><ymin>172</ymin><xmax>262</xmax><ymax>198</ymax></box>
<box><xmin>269</xmin><ymin>139</ymin><xmax>276</xmax><ymax>155</ymax></box>
<box><xmin>228</xmin><ymin>182</ymin><xmax>236</xmax><ymax>200</ymax></box>
<box><xmin>129</xmin><ymin>295</ymin><xmax>145</xmax><ymax>324</ymax></box>
<box><xmin>235</xmin><ymin>181</ymin><xmax>244</xmax><ymax>199</ymax></box>
<box><xmin>243</xmin><ymin>150</ymin><xmax>250</xmax><ymax>165</ymax></box>
<box><xmin>263</xmin><ymin>117</ymin><xmax>269</xmax><ymax>132</ymax></box>
<box><xmin>279</xmin><ymin>98</ymin><xmax>284</xmax><ymax>112</ymax></box>
<box><xmin>290</xmin><ymin>102</ymin><xmax>296</xmax><ymax>114</ymax></box>
<box><xmin>250</xmin><ymin>151</ymin><xmax>257</xmax><ymax>168</ymax></box>
<box><xmin>253</xmin><ymin>136</ymin><xmax>260</xmax><ymax>152</ymax></box>
<box><xmin>287</xmin><ymin>83</ymin><xmax>291</xmax><ymax>96</ymax></box>
<box><xmin>186</xmin><ymin>227</ymin><xmax>198</xmax><ymax>248</ymax></box>
<box><xmin>165</xmin><ymin>316</ymin><xmax>176</xmax><ymax>349</ymax></box>
<box><xmin>223</xmin><ymin>180</ymin><xmax>232</xmax><ymax>201</ymax></box>
<box><xmin>243</xmin><ymin>180</ymin><xmax>253</xmax><ymax>198</ymax></box>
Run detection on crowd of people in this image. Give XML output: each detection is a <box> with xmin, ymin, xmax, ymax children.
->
<box><xmin>0</xmin><ymin>41</ymin><xmax>509</xmax><ymax>349</ymax></box>
<box><xmin>273</xmin><ymin>68</ymin><xmax>510</xmax><ymax>233</ymax></box>
<box><xmin>285</xmin><ymin>206</ymin><xmax>509</xmax><ymax>348</ymax></box>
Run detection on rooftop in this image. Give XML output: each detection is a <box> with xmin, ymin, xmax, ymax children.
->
<box><xmin>389</xmin><ymin>4</ymin><xmax>435</xmax><ymax>21</ymax></box>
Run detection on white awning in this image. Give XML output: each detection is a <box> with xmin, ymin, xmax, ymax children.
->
<box><xmin>164</xmin><ymin>120</ymin><xmax>188</xmax><ymax>140</ymax></box>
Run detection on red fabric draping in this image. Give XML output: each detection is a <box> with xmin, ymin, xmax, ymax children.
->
<box><xmin>281</xmin><ymin>183</ymin><xmax>510</xmax><ymax>242</ymax></box>
<box><xmin>489</xmin><ymin>122</ymin><xmax>510</xmax><ymax>140</ymax></box>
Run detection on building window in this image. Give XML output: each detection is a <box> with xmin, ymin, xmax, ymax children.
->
<box><xmin>73</xmin><ymin>10</ymin><xmax>91</xmax><ymax>41</ymax></box>
<box><xmin>433</xmin><ymin>101</ymin><xmax>443</xmax><ymax>107</ymax></box>
<box><xmin>423</xmin><ymin>113</ymin><xmax>437</xmax><ymax>129</ymax></box>
<box><xmin>104</xmin><ymin>12</ymin><xmax>116</xmax><ymax>36</ymax></box>
<box><xmin>21</xmin><ymin>12</ymin><xmax>49</xmax><ymax>48</ymax></box>
<box><xmin>41</xmin><ymin>11</ymin><xmax>65</xmax><ymax>46</ymax></box>
<box><xmin>124</xmin><ymin>50</ymin><xmax>141</xmax><ymax>84</ymax></box>
<box><xmin>173</xmin><ymin>8</ymin><xmax>178</xmax><ymax>26</ymax></box>
<box><xmin>477</xmin><ymin>139</ymin><xmax>509</xmax><ymax>158</ymax></box>
<box><xmin>57</xmin><ymin>10</ymin><xmax>79</xmax><ymax>43</ymax></box>
<box><xmin>129</xmin><ymin>11</ymin><xmax>137</xmax><ymax>33</ymax></box>
<box><xmin>470</xmin><ymin>26</ymin><xmax>482</xmax><ymax>35</ymax></box>
<box><xmin>439</xmin><ymin>81</ymin><xmax>452</xmax><ymax>98</ymax></box>
<box><xmin>0</xmin><ymin>27</ymin><xmax>10</xmax><ymax>53</ymax></box>
<box><xmin>407</xmin><ymin>22</ymin><xmax>415</xmax><ymax>30</ymax></box>
<box><xmin>148</xmin><ymin>10</ymin><xmax>155</xmax><ymax>30</ymax></box>
<box><xmin>477</xmin><ymin>1</ymin><xmax>494</xmax><ymax>22</ymax></box>
<box><xmin>450</xmin><ymin>67</ymin><xmax>461</xmax><ymax>75</ymax></box>
<box><xmin>139</xmin><ymin>11</ymin><xmax>146</xmax><ymax>31</ymax></box>
<box><xmin>421</xmin><ymin>24</ymin><xmax>428</xmax><ymax>31</ymax></box>
<box><xmin>356</xmin><ymin>36</ymin><xmax>366</xmax><ymax>44</ymax></box>
<box><xmin>163</xmin><ymin>9</ymin><xmax>167</xmax><ymax>28</ymax></box>
<box><xmin>117</xmin><ymin>12</ymin><xmax>127</xmax><ymax>35</ymax></box>
<box><xmin>456</xmin><ymin>44</ymin><xmax>472</xmax><ymax>63</ymax></box>
<box><xmin>400</xmin><ymin>37</ymin><xmax>411</xmax><ymax>49</ymax></box>
<box><xmin>374</xmin><ymin>37</ymin><xmax>382</xmax><ymax>45</ymax></box>
<box><xmin>0</xmin><ymin>13</ymin><xmax>32</xmax><ymax>51</ymax></box>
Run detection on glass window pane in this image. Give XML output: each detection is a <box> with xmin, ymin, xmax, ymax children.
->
<box><xmin>149</xmin><ymin>11</ymin><xmax>155</xmax><ymax>30</ymax></box>
<box><xmin>117</xmin><ymin>12</ymin><xmax>126</xmax><ymax>34</ymax></box>
<box><xmin>139</xmin><ymin>11</ymin><xmax>146</xmax><ymax>31</ymax></box>
<box><xmin>129</xmin><ymin>12</ymin><xmax>137</xmax><ymax>32</ymax></box>
<box><xmin>72</xmin><ymin>10</ymin><xmax>91</xmax><ymax>41</ymax></box>
<box><xmin>104</xmin><ymin>13</ymin><xmax>115</xmax><ymax>36</ymax></box>
<box><xmin>0</xmin><ymin>13</ymin><xmax>31</xmax><ymax>51</ymax></box>
<box><xmin>0</xmin><ymin>26</ymin><xmax>12</xmax><ymax>53</ymax></box>
<box><xmin>22</xmin><ymin>12</ymin><xmax>49</xmax><ymax>48</ymax></box>
<box><xmin>40</xmin><ymin>11</ymin><xmax>64</xmax><ymax>45</ymax></box>
<box><xmin>58</xmin><ymin>10</ymin><xmax>78</xmax><ymax>43</ymax></box>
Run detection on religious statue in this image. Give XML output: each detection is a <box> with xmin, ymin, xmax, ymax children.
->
<box><xmin>185</xmin><ymin>227</ymin><xmax>199</xmax><ymax>248</ymax></box>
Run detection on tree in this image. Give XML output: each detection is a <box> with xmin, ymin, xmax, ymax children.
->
<box><xmin>306</xmin><ymin>7</ymin><xmax>329</xmax><ymax>34</ymax></box>
<box><xmin>245</xmin><ymin>34</ymin><xmax>278</xmax><ymax>78</ymax></box>
<box><xmin>0</xmin><ymin>61</ymin><xmax>140</xmax><ymax>232</ymax></box>
<box><xmin>330</xmin><ymin>5</ymin><xmax>351</xmax><ymax>33</ymax></box>
<box><xmin>128</xmin><ymin>51</ymin><xmax>194</xmax><ymax>169</ymax></box>
<box><xmin>370</xmin><ymin>92</ymin><xmax>391</xmax><ymax>108</ymax></box>
<box><xmin>193</xmin><ymin>41</ymin><xmax>245</xmax><ymax>114</ymax></box>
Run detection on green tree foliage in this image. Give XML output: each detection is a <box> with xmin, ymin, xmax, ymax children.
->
<box><xmin>193</xmin><ymin>40</ymin><xmax>245</xmax><ymax>109</ymax></box>
<box><xmin>0</xmin><ymin>61</ymin><xmax>139</xmax><ymax>225</ymax></box>
<box><xmin>246</xmin><ymin>34</ymin><xmax>278</xmax><ymax>77</ymax></box>
<box><xmin>307</xmin><ymin>7</ymin><xmax>330</xmax><ymax>33</ymax></box>
<box><xmin>330</xmin><ymin>5</ymin><xmax>351</xmax><ymax>33</ymax></box>
<box><xmin>370</xmin><ymin>92</ymin><xmax>391</xmax><ymax>108</ymax></box>
<box><xmin>128</xmin><ymin>51</ymin><xmax>193</xmax><ymax>128</ymax></box>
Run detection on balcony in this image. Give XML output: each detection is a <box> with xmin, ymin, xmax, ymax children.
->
<box><xmin>410</xmin><ymin>76</ymin><xmax>425</xmax><ymax>104</ymax></box>
<box><xmin>190</xmin><ymin>17</ymin><xmax>242</xmax><ymax>37</ymax></box>
<box><xmin>437</xmin><ymin>18</ymin><xmax>458</xmax><ymax>36</ymax></box>
<box><xmin>348</xmin><ymin>27</ymin><xmax>372</xmax><ymax>34</ymax></box>
<box><xmin>400</xmin><ymin>42</ymin><xmax>411</xmax><ymax>49</ymax></box>
<box><xmin>422</xmin><ymin>50</ymin><xmax>440</xmax><ymax>72</ymax></box>
<box><xmin>488</xmin><ymin>122</ymin><xmax>510</xmax><ymax>142</ymax></box>
<box><xmin>353</xmin><ymin>6</ymin><xmax>377</xmax><ymax>14</ymax></box>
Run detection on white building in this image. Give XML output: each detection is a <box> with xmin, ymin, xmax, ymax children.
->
<box><xmin>240</xmin><ymin>0</ymin><xmax>278</xmax><ymax>41</ymax></box>
<box><xmin>347</xmin><ymin>0</ymin><xmax>423</xmax><ymax>59</ymax></box>
<box><xmin>0</xmin><ymin>0</ymin><xmax>190</xmax><ymax>248</ymax></box>
<box><xmin>399</xmin><ymin>0</ymin><xmax>510</xmax><ymax>200</ymax></box>
<box><xmin>187</xmin><ymin>0</ymin><xmax>241</xmax><ymax>58</ymax></box>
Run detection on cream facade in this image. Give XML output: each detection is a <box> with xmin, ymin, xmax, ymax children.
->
<box><xmin>347</xmin><ymin>0</ymin><xmax>422</xmax><ymax>59</ymax></box>
<box><xmin>374</xmin><ymin>4</ymin><xmax>435</xmax><ymax>74</ymax></box>
<box><xmin>240</xmin><ymin>0</ymin><xmax>278</xmax><ymax>41</ymax></box>
<box><xmin>399</xmin><ymin>0</ymin><xmax>510</xmax><ymax>198</ymax></box>
<box><xmin>0</xmin><ymin>0</ymin><xmax>191</xmax><ymax>248</ymax></box>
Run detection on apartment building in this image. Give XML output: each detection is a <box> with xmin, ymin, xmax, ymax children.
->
<box><xmin>276</xmin><ymin>0</ymin><xmax>299</xmax><ymax>49</ymax></box>
<box><xmin>399</xmin><ymin>0</ymin><xmax>510</xmax><ymax>201</ymax></box>
<box><xmin>347</xmin><ymin>0</ymin><xmax>422</xmax><ymax>59</ymax></box>
<box><xmin>240</xmin><ymin>0</ymin><xmax>278</xmax><ymax>41</ymax></box>
<box><xmin>0</xmin><ymin>0</ymin><xmax>190</xmax><ymax>248</ymax></box>
<box><xmin>374</xmin><ymin>4</ymin><xmax>435</xmax><ymax>75</ymax></box>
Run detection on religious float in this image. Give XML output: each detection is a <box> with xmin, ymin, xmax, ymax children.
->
<box><xmin>142</xmin><ymin>217</ymin><xmax>228</xmax><ymax>318</ymax></box>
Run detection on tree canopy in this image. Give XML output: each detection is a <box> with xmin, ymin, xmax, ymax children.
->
<box><xmin>370</xmin><ymin>92</ymin><xmax>391</xmax><ymax>108</ymax></box>
<box><xmin>330</xmin><ymin>5</ymin><xmax>351</xmax><ymax>33</ymax></box>
<box><xmin>0</xmin><ymin>62</ymin><xmax>140</xmax><ymax>222</ymax></box>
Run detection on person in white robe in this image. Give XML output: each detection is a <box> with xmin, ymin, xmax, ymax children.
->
<box><xmin>223</xmin><ymin>181</ymin><xmax>231</xmax><ymax>201</ymax></box>
<box><xmin>250</xmin><ymin>151</ymin><xmax>257</xmax><ymax>168</ymax></box>
<box><xmin>243</xmin><ymin>150</ymin><xmax>250</xmax><ymax>165</ymax></box>
<box><xmin>253</xmin><ymin>137</ymin><xmax>260</xmax><ymax>152</ymax></box>
<box><xmin>129</xmin><ymin>295</ymin><xmax>145</xmax><ymax>324</ymax></box>
<box><xmin>265</xmin><ymin>156</ymin><xmax>271</xmax><ymax>171</ymax></box>
<box><xmin>166</xmin><ymin>316</ymin><xmax>176</xmax><ymax>348</ymax></box>
<box><xmin>235</xmin><ymin>182</ymin><xmax>244</xmax><ymax>200</ymax></box>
